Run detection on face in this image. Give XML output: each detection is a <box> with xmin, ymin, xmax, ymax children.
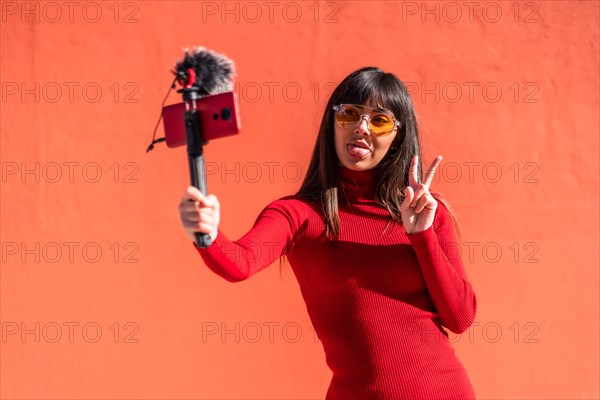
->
<box><xmin>334</xmin><ymin>100</ymin><xmax>399</xmax><ymax>171</ymax></box>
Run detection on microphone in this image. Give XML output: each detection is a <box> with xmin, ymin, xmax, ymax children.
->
<box><xmin>172</xmin><ymin>46</ymin><xmax>235</xmax><ymax>95</ymax></box>
<box><xmin>172</xmin><ymin>47</ymin><xmax>236</xmax><ymax>248</ymax></box>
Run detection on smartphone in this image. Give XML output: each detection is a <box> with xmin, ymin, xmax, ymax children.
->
<box><xmin>162</xmin><ymin>91</ymin><xmax>241</xmax><ymax>148</ymax></box>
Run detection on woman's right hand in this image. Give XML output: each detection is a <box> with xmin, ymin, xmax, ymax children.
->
<box><xmin>178</xmin><ymin>186</ymin><xmax>220</xmax><ymax>243</ymax></box>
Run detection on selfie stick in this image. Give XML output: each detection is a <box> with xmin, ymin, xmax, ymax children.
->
<box><xmin>173</xmin><ymin>47</ymin><xmax>235</xmax><ymax>249</ymax></box>
<box><xmin>177</xmin><ymin>68</ymin><xmax>212</xmax><ymax>248</ymax></box>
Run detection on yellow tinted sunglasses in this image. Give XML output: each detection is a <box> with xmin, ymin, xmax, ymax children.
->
<box><xmin>333</xmin><ymin>104</ymin><xmax>401</xmax><ymax>137</ymax></box>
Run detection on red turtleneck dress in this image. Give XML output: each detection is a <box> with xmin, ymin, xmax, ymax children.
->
<box><xmin>194</xmin><ymin>166</ymin><xmax>477</xmax><ymax>399</ymax></box>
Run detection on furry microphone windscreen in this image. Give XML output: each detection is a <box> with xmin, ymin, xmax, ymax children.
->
<box><xmin>173</xmin><ymin>46</ymin><xmax>236</xmax><ymax>95</ymax></box>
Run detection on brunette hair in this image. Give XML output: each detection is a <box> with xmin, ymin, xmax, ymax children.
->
<box><xmin>278</xmin><ymin>67</ymin><xmax>460</xmax><ymax>273</ymax></box>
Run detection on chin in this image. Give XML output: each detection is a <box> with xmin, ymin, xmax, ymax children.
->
<box><xmin>341</xmin><ymin>158</ymin><xmax>375</xmax><ymax>171</ymax></box>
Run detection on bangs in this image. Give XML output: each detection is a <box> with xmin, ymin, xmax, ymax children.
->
<box><xmin>336</xmin><ymin>71</ymin><xmax>404</xmax><ymax>121</ymax></box>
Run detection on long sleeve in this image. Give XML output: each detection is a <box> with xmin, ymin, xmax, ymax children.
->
<box><xmin>406</xmin><ymin>202</ymin><xmax>477</xmax><ymax>334</ymax></box>
<box><xmin>199</xmin><ymin>166</ymin><xmax>478</xmax><ymax>398</ymax></box>
<box><xmin>192</xmin><ymin>198</ymin><xmax>303</xmax><ymax>282</ymax></box>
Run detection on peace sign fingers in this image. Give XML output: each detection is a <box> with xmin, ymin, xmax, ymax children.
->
<box><xmin>408</xmin><ymin>155</ymin><xmax>442</xmax><ymax>208</ymax></box>
<box><xmin>408</xmin><ymin>155</ymin><xmax>443</xmax><ymax>189</ymax></box>
<box><xmin>402</xmin><ymin>155</ymin><xmax>443</xmax><ymax>233</ymax></box>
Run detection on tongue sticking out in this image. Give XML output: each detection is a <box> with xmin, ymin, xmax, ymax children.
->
<box><xmin>348</xmin><ymin>144</ymin><xmax>370</xmax><ymax>158</ymax></box>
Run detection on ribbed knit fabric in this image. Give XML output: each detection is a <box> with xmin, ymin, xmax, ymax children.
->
<box><xmin>194</xmin><ymin>165</ymin><xmax>477</xmax><ymax>399</ymax></box>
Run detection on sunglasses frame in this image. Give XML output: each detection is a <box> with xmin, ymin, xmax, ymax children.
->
<box><xmin>332</xmin><ymin>103</ymin><xmax>401</xmax><ymax>137</ymax></box>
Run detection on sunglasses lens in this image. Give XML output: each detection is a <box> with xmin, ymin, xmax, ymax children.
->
<box><xmin>335</xmin><ymin>105</ymin><xmax>361</xmax><ymax>127</ymax></box>
<box><xmin>369</xmin><ymin>114</ymin><xmax>394</xmax><ymax>135</ymax></box>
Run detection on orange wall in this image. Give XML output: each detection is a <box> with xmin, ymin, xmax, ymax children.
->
<box><xmin>1</xmin><ymin>1</ymin><xmax>598</xmax><ymax>398</ymax></box>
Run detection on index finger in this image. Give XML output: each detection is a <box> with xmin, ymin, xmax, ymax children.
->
<box><xmin>181</xmin><ymin>186</ymin><xmax>206</xmax><ymax>203</ymax></box>
<box><xmin>408</xmin><ymin>155</ymin><xmax>419</xmax><ymax>187</ymax></box>
<box><xmin>422</xmin><ymin>155</ymin><xmax>443</xmax><ymax>188</ymax></box>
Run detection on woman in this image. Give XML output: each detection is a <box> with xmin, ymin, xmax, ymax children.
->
<box><xmin>178</xmin><ymin>67</ymin><xmax>478</xmax><ymax>399</ymax></box>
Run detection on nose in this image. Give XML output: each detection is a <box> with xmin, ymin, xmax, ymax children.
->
<box><xmin>354</xmin><ymin>115</ymin><xmax>371</xmax><ymax>136</ymax></box>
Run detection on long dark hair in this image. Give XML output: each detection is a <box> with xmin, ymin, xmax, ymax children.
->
<box><xmin>277</xmin><ymin>67</ymin><xmax>460</xmax><ymax>274</ymax></box>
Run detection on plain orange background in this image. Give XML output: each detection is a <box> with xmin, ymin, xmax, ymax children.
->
<box><xmin>1</xmin><ymin>0</ymin><xmax>598</xmax><ymax>399</ymax></box>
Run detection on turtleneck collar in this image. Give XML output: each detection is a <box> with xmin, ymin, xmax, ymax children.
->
<box><xmin>338</xmin><ymin>165</ymin><xmax>379</xmax><ymax>201</ymax></box>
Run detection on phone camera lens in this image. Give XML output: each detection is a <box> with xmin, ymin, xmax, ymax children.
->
<box><xmin>221</xmin><ymin>108</ymin><xmax>232</xmax><ymax>121</ymax></box>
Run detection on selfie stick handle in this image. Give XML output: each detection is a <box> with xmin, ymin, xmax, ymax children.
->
<box><xmin>184</xmin><ymin>91</ymin><xmax>213</xmax><ymax>249</ymax></box>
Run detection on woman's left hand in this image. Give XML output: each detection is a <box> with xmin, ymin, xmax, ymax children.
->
<box><xmin>400</xmin><ymin>155</ymin><xmax>443</xmax><ymax>234</ymax></box>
